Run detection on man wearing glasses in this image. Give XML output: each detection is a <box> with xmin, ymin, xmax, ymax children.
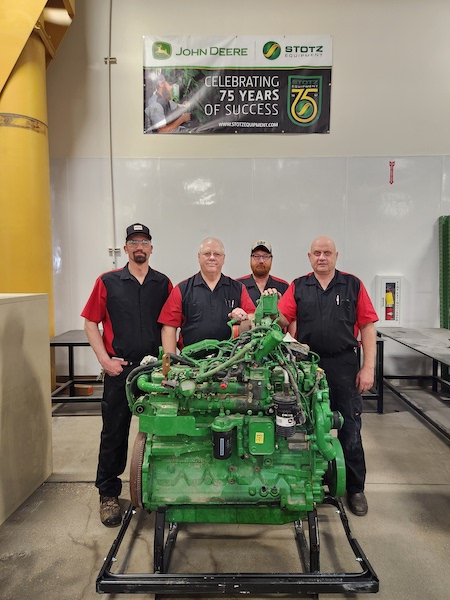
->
<box><xmin>159</xmin><ymin>237</ymin><xmax>255</xmax><ymax>353</ymax></box>
<box><xmin>237</xmin><ymin>240</ymin><xmax>289</xmax><ymax>304</ymax></box>
<box><xmin>82</xmin><ymin>223</ymin><xmax>172</xmax><ymax>527</ymax></box>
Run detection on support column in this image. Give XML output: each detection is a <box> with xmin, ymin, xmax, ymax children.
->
<box><xmin>0</xmin><ymin>32</ymin><xmax>54</xmax><ymax>334</ymax></box>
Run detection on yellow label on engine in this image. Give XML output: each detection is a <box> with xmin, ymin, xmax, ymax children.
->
<box><xmin>249</xmin><ymin>418</ymin><xmax>274</xmax><ymax>455</ymax></box>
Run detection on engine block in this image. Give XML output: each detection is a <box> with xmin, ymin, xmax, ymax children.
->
<box><xmin>127</xmin><ymin>294</ymin><xmax>345</xmax><ymax>525</ymax></box>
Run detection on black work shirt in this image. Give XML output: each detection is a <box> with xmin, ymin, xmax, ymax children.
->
<box><xmin>236</xmin><ymin>274</ymin><xmax>289</xmax><ymax>306</ymax></box>
<box><xmin>278</xmin><ymin>270</ymin><xmax>378</xmax><ymax>356</ymax></box>
<box><xmin>82</xmin><ymin>264</ymin><xmax>173</xmax><ymax>362</ymax></box>
<box><xmin>158</xmin><ymin>272</ymin><xmax>255</xmax><ymax>347</ymax></box>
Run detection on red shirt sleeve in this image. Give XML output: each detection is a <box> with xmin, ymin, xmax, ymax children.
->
<box><xmin>81</xmin><ymin>277</ymin><xmax>107</xmax><ymax>323</ymax></box>
<box><xmin>356</xmin><ymin>281</ymin><xmax>379</xmax><ymax>328</ymax></box>
<box><xmin>158</xmin><ymin>286</ymin><xmax>184</xmax><ymax>327</ymax></box>
<box><xmin>240</xmin><ymin>285</ymin><xmax>256</xmax><ymax>314</ymax></box>
<box><xmin>277</xmin><ymin>282</ymin><xmax>297</xmax><ymax>323</ymax></box>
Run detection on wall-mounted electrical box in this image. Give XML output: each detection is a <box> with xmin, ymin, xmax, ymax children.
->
<box><xmin>375</xmin><ymin>276</ymin><xmax>402</xmax><ymax>327</ymax></box>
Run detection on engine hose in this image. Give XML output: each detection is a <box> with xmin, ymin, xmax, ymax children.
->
<box><xmin>308</xmin><ymin>351</ymin><xmax>321</xmax><ymax>365</ymax></box>
<box><xmin>313</xmin><ymin>402</ymin><xmax>335</xmax><ymax>461</ymax></box>
<box><xmin>195</xmin><ymin>338</ymin><xmax>259</xmax><ymax>382</ymax></box>
<box><xmin>228</xmin><ymin>337</ymin><xmax>248</xmax><ymax>358</ymax></box>
<box><xmin>304</xmin><ymin>369</ymin><xmax>324</xmax><ymax>398</ymax></box>
<box><xmin>220</xmin><ymin>356</ymin><xmax>247</xmax><ymax>386</ymax></box>
<box><xmin>228</xmin><ymin>327</ymin><xmax>270</xmax><ymax>356</ymax></box>
<box><xmin>282</xmin><ymin>365</ymin><xmax>306</xmax><ymax>423</ymax></box>
<box><xmin>237</xmin><ymin>325</ymin><xmax>274</xmax><ymax>342</ymax></box>
<box><xmin>166</xmin><ymin>352</ymin><xmax>198</xmax><ymax>366</ymax></box>
<box><xmin>125</xmin><ymin>361</ymin><xmax>162</xmax><ymax>409</ymax></box>
<box><xmin>283</xmin><ymin>344</ymin><xmax>299</xmax><ymax>366</ymax></box>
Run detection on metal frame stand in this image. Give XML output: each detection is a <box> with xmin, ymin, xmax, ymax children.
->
<box><xmin>50</xmin><ymin>330</ymin><xmax>102</xmax><ymax>403</ymax></box>
<box><xmin>96</xmin><ymin>496</ymin><xmax>379</xmax><ymax>598</ymax></box>
<box><xmin>382</xmin><ymin>377</ymin><xmax>450</xmax><ymax>441</ymax></box>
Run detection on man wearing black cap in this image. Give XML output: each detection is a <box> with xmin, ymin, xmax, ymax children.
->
<box><xmin>82</xmin><ymin>223</ymin><xmax>172</xmax><ymax>526</ymax></box>
<box><xmin>145</xmin><ymin>74</ymin><xmax>191</xmax><ymax>133</ymax></box>
<box><xmin>237</xmin><ymin>240</ymin><xmax>290</xmax><ymax>305</ymax></box>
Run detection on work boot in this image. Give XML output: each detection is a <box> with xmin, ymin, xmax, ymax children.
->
<box><xmin>99</xmin><ymin>496</ymin><xmax>122</xmax><ymax>527</ymax></box>
<box><xmin>347</xmin><ymin>492</ymin><xmax>368</xmax><ymax>516</ymax></box>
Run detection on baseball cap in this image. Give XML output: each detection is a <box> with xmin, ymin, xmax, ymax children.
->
<box><xmin>251</xmin><ymin>240</ymin><xmax>272</xmax><ymax>254</ymax></box>
<box><xmin>126</xmin><ymin>223</ymin><xmax>152</xmax><ymax>240</ymax></box>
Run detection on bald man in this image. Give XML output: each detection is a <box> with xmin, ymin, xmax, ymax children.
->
<box><xmin>274</xmin><ymin>236</ymin><xmax>378</xmax><ymax>516</ymax></box>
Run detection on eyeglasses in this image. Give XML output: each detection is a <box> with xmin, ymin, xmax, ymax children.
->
<box><xmin>251</xmin><ymin>254</ymin><xmax>272</xmax><ymax>261</ymax></box>
<box><xmin>127</xmin><ymin>239</ymin><xmax>151</xmax><ymax>247</ymax></box>
<box><xmin>200</xmin><ymin>252</ymin><xmax>224</xmax><ymax>258</ymax></box>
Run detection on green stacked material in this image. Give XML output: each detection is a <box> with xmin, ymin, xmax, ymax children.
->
<box><xmin>439</xmin><ymin>216</ymin><xmax>450</xmax><ymax>329</ymax></box>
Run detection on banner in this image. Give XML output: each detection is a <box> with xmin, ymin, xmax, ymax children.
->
<box><xmin>143</xmin><ymin>35</ymin><xmax>332</xmax><ymax>134</ymax></box>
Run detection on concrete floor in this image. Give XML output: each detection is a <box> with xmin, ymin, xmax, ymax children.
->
<box><xmin>1</xmin><ymin>388</ymin><xmax>450</xmax><ymax>600</ymax></box>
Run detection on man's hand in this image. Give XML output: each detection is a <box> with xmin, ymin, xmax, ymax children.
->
<box><xmin>356</xmin><ymin>365</ymin><xmax>374</xmax><ymax>394</ymax></box>
<box><xmin>229</xmin><ymin>307</ymin><xmax>249</xmax><ymax>323</ymax></box>
<box><xmin>262</xmin><ymin>287</ymin><xmax>280</xmax><ymax>297</ymax></box>
<box><xmin>101</xmin><ymin>357</ymin><xmax>128</xmax><ymax>377</ymax></box>
<box><xmin>85</xmin><ymin>318</ymin><xmax>127</xmax><ymax>378</ymax></box>
<box><xmin>262</xmin><ymin>288</ymin><xmax>289</xmax><ymax>328</ymax></box>
<box><xmin>358</xmin><ymin>322</ymin><xmax>376</xmax><ymax>393</ymax></box>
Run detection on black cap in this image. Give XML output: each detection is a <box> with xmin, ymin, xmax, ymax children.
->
<box><xmin>126</xmin><ymin>223</ymin><xmax>151</xmax><ymax>240</ymax></box>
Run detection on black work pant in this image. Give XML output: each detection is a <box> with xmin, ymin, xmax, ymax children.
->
<box><xmin>95</xmin><ymin>367</ymin><xmax>134</xmax><ymax>497</ymax></box>
<box><xmin>320</xmin><ymin>351</ymin><xmax>366</xmax><ymax>494</ymax></box>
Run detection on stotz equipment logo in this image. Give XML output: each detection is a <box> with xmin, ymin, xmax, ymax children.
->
<box><xmin>288</xmin><ymin>75</ymin><xmax>322</xmax><ymax>127</ymax></box>
<box><xmin>152</xmin><ymin>42</ymin><xmax>172</xmax><ymax>60</ymax></box>
<box><xmin>263</xmin><ymin>41</ymin><xmax>281</xmax><ymax>60</ymax></box>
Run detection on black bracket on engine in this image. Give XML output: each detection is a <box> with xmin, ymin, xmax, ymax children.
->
<box><xmin>96</xmin><ymin>495</ymin><xmax>378</xmax><ymax>598</ymax></box>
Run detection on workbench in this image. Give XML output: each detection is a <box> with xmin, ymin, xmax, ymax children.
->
<box><xmin>377</xmin><ymin>327</ymin><xmax>450</xmax><ymax>439</ymax></box>
<box><xmin>51</xmin><ymin>329</ymin><xmax>102</xmax><ymax>402</ymax></box>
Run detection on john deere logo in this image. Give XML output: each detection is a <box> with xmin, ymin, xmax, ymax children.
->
<box><xmin>263</xmin><ymin>41</ymin><xmax>281</xmax><ymax>60</ymax></box>
<box><xmin>288</xmin><ymin>75</ymin><xmax>322</xmax><ymax>127</ymax></box>
<box><xmin>152</xmin><ymin>42</ymin><xmax>172</xmax><ymax>60</ymax></box>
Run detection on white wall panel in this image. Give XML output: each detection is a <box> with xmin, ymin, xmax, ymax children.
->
<box><xmin>111</xmin><ymin>157</ymin><xmax>162</xmax><ymax>266</ymax></box>
<box><xmin>51</xmin><ymin>158</ymin><xmax>113</xmax><ymax>374</ymax></box>
<box><xmin>346</xmin><ymin>156</ymin><xmax>442</xmax><ymax>329</ymax></box>
<box><xmin>442</xmin><ymin>156</ymin><xmax>450</xmax><ymax>213</ymax></box>
<box><xmin>251</xmin><ymin>158</ymin><xmax>347</xmax><ymax>283</ymax></box>
<box><xmin>109</xmin><ymin>157</ymin><xmax>348</xmax><ymax>286</ymax></box>
<box><xmin>157</xmin><ymin>159</ymin><xmax>254</xmax><ymax>283</ymax></box>
<box><xmin>51</xmin><ymin>158</ymin><xmax>70</xmax><ymax>335</ymax></box>
<box><xmin>51</xmin><ymin>155</ymin><xmax>450</xmax><ymax>375</ymax></box>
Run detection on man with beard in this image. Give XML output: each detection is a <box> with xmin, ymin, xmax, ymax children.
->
<box><xmin>82</xmin><ymin>223</ymin><xmax>172</xmax><ymax>527</ymax></box>
<box><xmin>237</xmin><ymin>240</ymin><xmax>289</xmax><ymax>304</ymax></box>
<box><xmin>159</xmin><ymin>237</ymin><xmax>255</xmax><ymax>352</ymax></box>
<box><xmin>145</xmin><ymin>74</ymin><xmax>191</xmax><ymax>133</ymax></box>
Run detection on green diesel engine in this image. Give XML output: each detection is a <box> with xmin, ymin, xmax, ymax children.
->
<box><xmin>127</xmin><ymin>294</ymin><xmax>345</xmax><ymax>525</ymax></box>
